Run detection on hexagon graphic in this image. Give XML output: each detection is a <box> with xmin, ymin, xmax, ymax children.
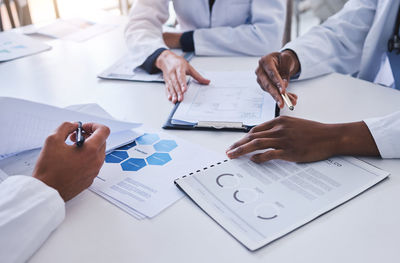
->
<box><xmin>105</xmin><ymin>151</ymin><xmax>129</xmax><ymax>163</ymax></box>
<box><xmin>117</xmin><ymin>141</ymin><xmax>137</xmax><ymax>150</ymax></box>
<box><xmin>146</xmin><ymin>153</ymin><xmax>172</xmax><ymax>166</ymax></box>
<box><xmin>136</xmin><ymin>133</ymin><xmax>160</xmax><ymax>145</ymax></box>
<box><xmin>153</xmin><ymin>140</ymin><xmax>178</xmax><ymax>152</ymax></box>
<box><xmin>121</xmin><ymin>158</ymin><xmax>147</xmax><ymax>171</ymax></box>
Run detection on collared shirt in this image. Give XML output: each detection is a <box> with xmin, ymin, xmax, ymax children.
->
<box><xmin>0</xmin><ymin>173</ymin><xmax>65</xmax><ymax>263</ymax></box>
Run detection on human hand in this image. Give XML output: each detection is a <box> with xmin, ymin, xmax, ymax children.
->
<box><xmin>162</xmin><ymin>32</ymin><xmax>183</xmax><ymax>49</ymax></box>
<box><xmin>256</xmin><ymin>50</ymin><xmax>300</xmax><ymax>109</ymax></box>
<box><xmin>226</xmin><ymin>116</ymin><xmax>379</xmax><ymax>163</ymax></box>
<box><xmin>33</xmin><ymin>122</ymin><xmax>110</xmax><ymax>201</ymax></box>
<box><xmin>156</xmin><ymin>50</ymin><xmax>210</xmax><ymax>103</ymax></box>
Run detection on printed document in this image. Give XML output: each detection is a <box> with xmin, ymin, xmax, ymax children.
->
<box><xmin>171</xmin><ymin>71</ymin><xmax>276</xmax><ymax>126</ymax></box>
<box><xmin>0</xmin><ymin>32</ymin><xmax>51</xmax><ymax>62</ymax></box>
<box><xmin>0</xmin><ymin>97</ymin><xmax>141</xmax><ymax>157</ymax></box>
<box><xmin>35</xmin><ymin>18</ymin><xmax>116</xmax><ymax>42</ymax></box>
<box><xmin>175</xmin><ymin>156</ymin><xmax>389</xmax><ymax>250</ymax></box>
<box><xmin>91</xmin><ymin>131</ymin><xmax>223</xmax><ymax>218</ymax></box>
<box><xmin>98</xmin><ymin>50</ymin><xmax>193</xmax><ymax>82</ymax></box>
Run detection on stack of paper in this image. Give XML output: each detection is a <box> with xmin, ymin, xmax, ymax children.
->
<box><xmin>0</xmin><ymin>97</ymin><xmax>141</xmax><ymax>158</ymax></box>
<box><xmin>35</xmin><ymin>18</ymin><xmax>117</xmax><ymax>42</ymax></box>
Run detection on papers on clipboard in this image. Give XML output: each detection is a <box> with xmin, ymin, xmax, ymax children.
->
<box><xmin>98</xmin><ymin>50</ymin><xmax>194</xmax><ymax>82</ymax></box>
<box><xmin>164</xmin><ymin>71</ymin><xmax>276</xmax><ymax>131</ymax></box>
<box><xmin>0</xmin><ymin>32</ymin><xmax>51</xmax><ymax>62</ymax></box>
<box><xmin>175</xmin><ymin>156</ymin><xmax>390</xmax><ymax>251</ymax></box>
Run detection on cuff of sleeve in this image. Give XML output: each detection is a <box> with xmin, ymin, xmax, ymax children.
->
<box><xmin>141</xmin><ymin>48</ymin><xmax>167</xmax><ymax>74</ymax></box>
<box><xmin>363</xmin><ymin>112</ymin><xmax>400</xmax><ymax>158</ymax></box>
<box><xmin>180</xmin><ymin>31</ymin><xmax>195</xmax><ymax>52</ymax></box>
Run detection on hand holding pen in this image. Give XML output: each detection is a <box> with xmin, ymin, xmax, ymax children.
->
<box><xmin>255</xmin><ymin>50</ymin><xmax>301</xmax><ymax>110</ymax></box>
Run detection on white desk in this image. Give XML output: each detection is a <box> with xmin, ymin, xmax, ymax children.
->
<box><xmin>1</xmin><ymin>23</ymin><xmax>400</xmax><ymax>263</ymax></box>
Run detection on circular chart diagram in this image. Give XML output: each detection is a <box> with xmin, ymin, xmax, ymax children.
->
<box><xmin>254</xmin><ymin>204</ymin><xmax>279</xmax><ymax>220</ymax></box>
<box><xmin>216</xmin><ymin>173</ymin><xmax>240</xmax><ymax>189</ymax></box>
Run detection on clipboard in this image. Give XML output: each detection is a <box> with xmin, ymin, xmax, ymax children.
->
<box><xmin>162</xmin><ymin>102</ymin><xmax>280</xmax><ymax>132</ymax></box>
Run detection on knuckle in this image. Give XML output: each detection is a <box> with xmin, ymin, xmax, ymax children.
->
<box><xmin>251</xmin><ymin>138</ymin><xmax>263</xmax><ymax>148</ymax></box>
<box><xmin>45</xmin><ymin>134</ymin><xmax>57</xmax><ymax>144</ymax></box>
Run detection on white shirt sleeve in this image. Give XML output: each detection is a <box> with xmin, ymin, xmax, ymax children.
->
<box><xmin>125</xmin><ymin>0</ymin><xmax>169</xmax><ymax>66</ymax></box>
<box><xmin>0</xmin><ymin>175</ymin><xmax>65</xmax><ymax>263</ymax></box>
<box><xmin>364</xmin><ymin>111</ymin><xmax>400</xmax><ymax>158</ymax></box>
<box><xmin>194</xmin><ymin>0</ymin><xmax>285</xmax><ymax>56</ymax></box>
<box><xmin>283</xmin><ymin>0</ymin><xmax>376</xmax><ymax>80</ymax></box>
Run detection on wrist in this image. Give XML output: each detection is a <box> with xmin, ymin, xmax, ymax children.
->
<box><xmin>327</xmin><ymin>122</ymin><xmax>380</xmax><ymax>157</ymax></box>
<box><xmin>155</xmin><ymin>49</ymin><xmax>171</xmax><ymax>69</ymax></box>
<box><xmin>282</xmin><ymin>49</ymin><xmax>300</xmax><ymax>77</ymax></box>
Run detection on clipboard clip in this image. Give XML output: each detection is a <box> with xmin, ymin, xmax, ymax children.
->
<box><xmin>195</xmin><ymin>121</ymin><xmax>247</xmax><ymax>131</ymax></box>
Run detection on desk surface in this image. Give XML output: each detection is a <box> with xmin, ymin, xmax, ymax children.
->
<box><xmin>1</xmin><ymin>22</ymin><xmax>400</xmax><ymax>263</ymax></box>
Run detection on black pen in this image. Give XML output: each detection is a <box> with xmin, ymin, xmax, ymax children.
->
<box><xmin>76</xmin><ymin>121</ymin><xmax>85</xmax><ymax>147</ymax></box>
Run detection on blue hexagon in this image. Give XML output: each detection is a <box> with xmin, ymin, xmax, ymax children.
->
<box><xmin>105</xmin><ymin>151</ymin><xmax>129</xmax><ymax>163</ymax></box>
<box><xmin>153</xmin><ymin>140</ymin><xmax>178</xmax><ymax>152</ymax></box>
<box><xmin>146</xmin><ymin>153</ymin><xmax>172</xmax><ymax>166</ymax></box>
<box><xmin>121</xmin><ymin>158</ymin><xmax>147</xmax><ymax>171</ymax></box>
<box><xmin>117</xmin><ymin>141</ymin><xmax>137</xmax><ymax>150</ymax></box>
<box><xmin>136</xmin><ymin>133</ymin><xmax>160</xmax><ymax>145</ymax></box>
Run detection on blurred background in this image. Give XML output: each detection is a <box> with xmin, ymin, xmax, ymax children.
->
<box><xmin>0</xmin><ymin>0</ymin><xmax>348</xmax><ymax>40</ymax></box>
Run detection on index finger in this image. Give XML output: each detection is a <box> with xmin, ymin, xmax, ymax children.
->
<box><xmin>261</xmin><ymin>58</ymin><xmax>286</xmax><ymax>94</ymax></box>
<box><xmin>187</xmin><ymin>65</ymin><xmax>210</xmax><ymax>85</ymax></box>
<box><xmin>83</xmin><ymin>123</ymin><xmax>110</xmax><ymax>149</ymax></box>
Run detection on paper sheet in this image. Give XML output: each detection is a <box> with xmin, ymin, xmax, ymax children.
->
<box><xmin>172</xmin><ymin>71</ymin><xmax>276</xmax><ymax>126</ymax></box>
<box><xmin>35</xmin><ymin>18</ymin><xmax>116</xmax><ymax>42</ymax></box>
<box><xmin>0</xmin><ymin>169</ymin><xmax>8</xmax><ymax>183</ymax></box>
<box><xmin>0</xmin><ymin>97</ymin><xmax>141</xmax><ymax>157</ymax></box>
<box><xmin>175</xmin><ymin>156</ymin><xmax>389</xmax><ymax>250</ymax></box>
<box><xmin>98</xmin><ymin>50</ymin><xmax>194</xmax><ymax>82</ymax></box>
<box><xmin>0</xmin><ymin>32</ymin><xmax>51</xmax><ymax>62</ymax></box>
<box><xmin>90</xmin><ymin>131</ymin><xmax>223</xmax><ymax>218</ymax></box>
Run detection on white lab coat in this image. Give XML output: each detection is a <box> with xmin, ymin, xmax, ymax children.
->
<box><xmin>284</xmin><ymin>0</ymin><xmax>400</xmax><ymax>158</ymax></box>
<box><xmin>0</xmin><ymin>174</ymin><xmax>65</xmax><ymax>263</ymax></box>
<box><xmin>125</xmin><ymin>0</ymin><xmax>286</xmax><ymax>65</ymax></box>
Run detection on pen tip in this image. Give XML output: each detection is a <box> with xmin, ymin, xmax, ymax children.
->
<box><xmin>289</xmin><ymin>106</ymin><xmax>294</xmax><ymax>111</ymax></box>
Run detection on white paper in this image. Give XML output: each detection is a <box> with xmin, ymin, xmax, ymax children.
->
<box><xmin>64</xmin><ymin>103</ymin><xmax>141</xmax><ymax>153</ymax></box>
<box><xmin>0</xmin><ymin>32</ymin><xmax>51</xmax><ymax>62</ymax></box>
<box><xmin>0</xmin><ymin>97</ymin><xmax>141</xmax><ymax>157</ymax></box>
<box><xmin>172</xmin><ymin>71</ymin><xmax>276</xmax><ymax>126</ymax></box>
<box><xmin>36</xmin><ymin>18</ymin><xmax>116</xmax><ymax>42</ymax></box>
<box><xmin>176</xmin><ymin>156</ymin><xmax>389</xmax><ymax>250</ymax></box>
<box><xmin>0</xmin><ymin>169</ymin><xmax>8</xmax><ymax>183</ymax></box>
<box><xmin>90</xmin><ymin>130</ymin><xmax>223</xmax><ymax>218</ymax></box>
<box><xmin>98</xmin><ymin>50</ymin><xmax>194</xmax><ymax>82</ymax></box>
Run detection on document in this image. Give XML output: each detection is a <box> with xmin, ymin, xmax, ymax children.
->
<box><xmin>171</xmin><ymin>71</ymin><xmax>276</xmax><ymax>126</ymax></box>
<box><xmin>0</xmin><ymin>169</ymin><xmax>8</xmax><ymax>183</ymax></box>
<box><xmin>0</xmin><ymin>103</ymin><xmax>141</xmax><ymax>176</ymax></box>
<box><xmin>98</xmin><ymin>50</ymin><xmax>194</xmax><ymax>82</ymax></box>
<box><xmin>90</xmin><ymin>131</ymin><xmax>223</xmax><ymax>218</ymax></box>
<box><xmin>0</xmin><ymin>32</ymin><xmax>51</xmax><ymax>62</ymax></box>
<box><xmin>175</xmin><ymin>156</ymin><xmax>389</xmax><ymax>251</ymax></box>
<box><xmin>35</xmin><ymin>18</ymin><xmax>116</xmax><ymax>42</ymax></box>
<box><xmin>0</xmin><ymin>97</ymin><xmax>141</xmax><ymax>157</ymax></box>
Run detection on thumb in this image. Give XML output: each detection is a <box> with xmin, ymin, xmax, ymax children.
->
<box><xmin>187</xmin><ymin>65</ymin><xmax>210</xmax><ymax>85</ymax></box>
<box><xmin>54</xmin><ymin>122</ymin><xmax>79</xmax><ymax>141</ymax></box>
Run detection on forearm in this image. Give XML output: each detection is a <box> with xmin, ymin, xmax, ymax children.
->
<box><xmin>283</xmin><ymin>0</ymin><xmax>376</xmax><ymax>80</ymax></box>
<box><xmin>125</xmin><ymin>0</ymin><xmax>169</xmax><ymax>65</ymax></box>
<box><xmin>0</xmin><ymin>176</ymin><xmax>65</xmax><ymax>263</ymax></box>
